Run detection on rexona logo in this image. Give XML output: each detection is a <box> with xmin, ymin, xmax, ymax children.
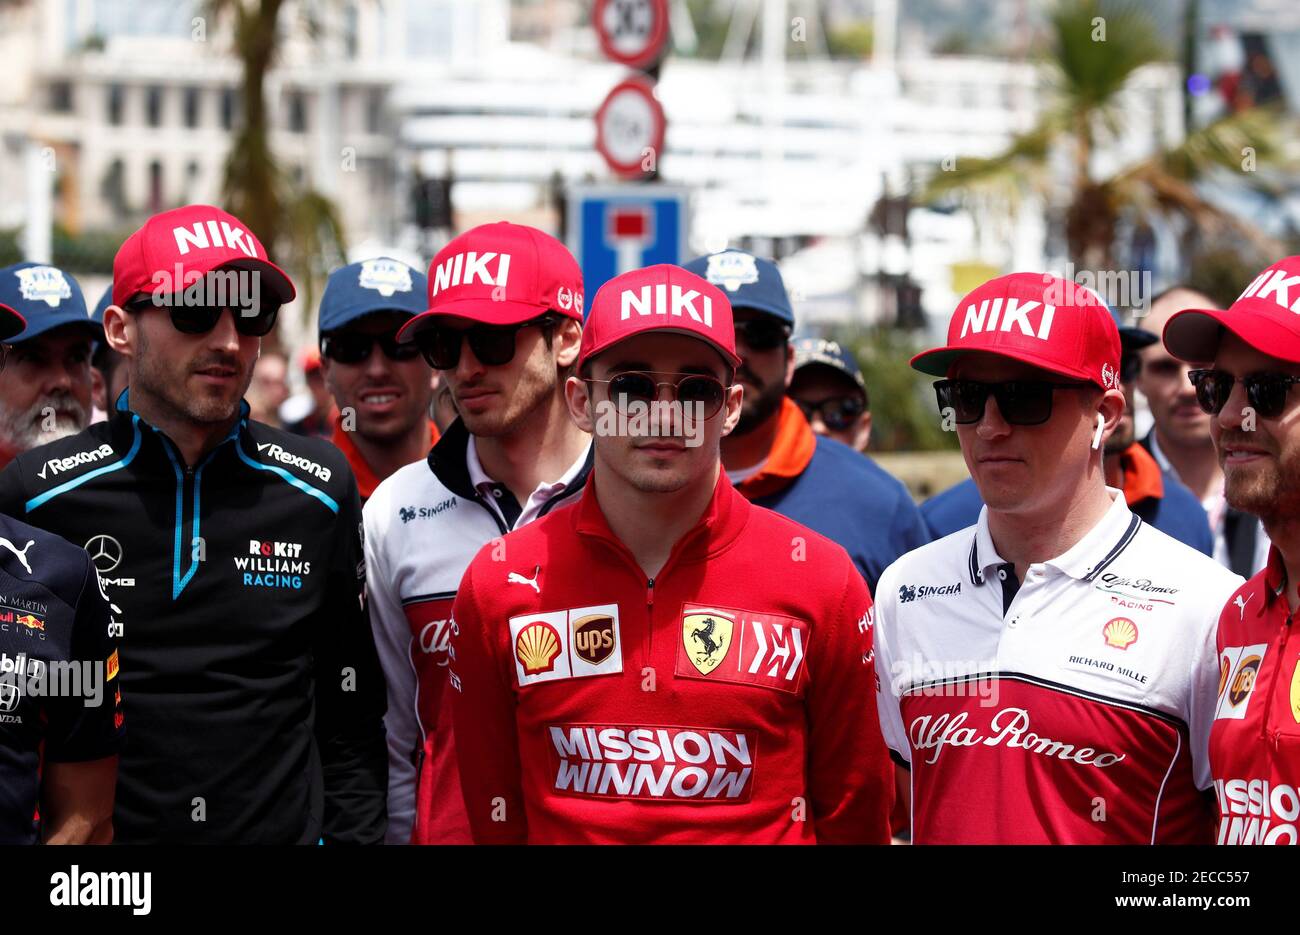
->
<box><xmin>620</xmin><ymin>285</ymin><xmax>713</xmax><ymax>327</ymax></box>
<box><xmin>431</xmin><ymin>251</ymin><xmax>511</xmax><ymax>295</ymax></box>
<box><xmin>256</xmin><ymin>443</ymin><xmax>331</xmax><ymax>482</ymax></box>
<box><xmin>548</xmin><ymin>725</ymin><xmax>754</xmax><ymax>802</ymax></box>
<box><xmin>959</xmin><ymin>298</ymin><xmax>1056</xmax><ymax>341</ymax></box>
<box><xmin>36</xmin><ymin>444</ymin><xmax>115</xmax><ymax>480</ymax></box>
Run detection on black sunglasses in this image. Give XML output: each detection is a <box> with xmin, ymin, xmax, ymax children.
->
<box><xmin>587</xmin><ymin>371</ymin><xmax>729</xmax><ymax>419</ymax></box>
<box><xmin>934</xmin><ymin>378</ymin><xmax>1093</xmax><ymax>426</ymax></box>
<box><xmin>796</xmin><ymin>394</ymin><xmax>865</xmax><ymax>431</ymax></box>
<box><xmin>128</xmin><ymin>295</ymin><xmax>279</xmax><ymax>338</ymax></box>
<box><xmin>1188</xmin><ymin>369</ymin><xmax>1300</xmax><ymax>420</ymax></box>
<box><xmin>734</xmin><ymin>318</ymin><xmax>791</xmax><ymax>352</ymax></box>
<box><xmin>321</xmin><ymin>332</ymin><xmax>423</xmax><ymax>365</ymax></box>
<box><xmin>414</xmin><ymin>315</ymin><xmax>555</xmax><ymax>370</ymax></box>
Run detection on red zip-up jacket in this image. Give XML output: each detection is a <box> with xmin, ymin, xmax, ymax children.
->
<box><xmin>448</xmin><ymin>469</ymin><xmax>892</xmax><ymax>843</ymax></box>
<box><xmin>1210</xmin><ymin>546</ymin><xmax>1300</xmax><ymax>844</ymax></box>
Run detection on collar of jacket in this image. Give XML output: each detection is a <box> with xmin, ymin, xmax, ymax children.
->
<box><xmin>731</xmin><ymin>397</ymin><xmax>817</xmax><ymax>500</ymax></box>
<box><xmin>110</xmin><ymin>386</ymin><xmax>248</xmax><ymax>469</ymax></box>
<box><xmin>1114</xmin><ymin>441</ymin><xmax>1164</xmax><ymax>506</ymax></box>
<box><xmin>573</xmin><ymin>466</ymin><xmax>750</xmax><ymax>566</ymax></box>
<box><xmin>334</xmin><ymin>412</ymin><xmax>438</xmax><ymax>500</ymax></box>
<box><xmin>426</xmin><ymin>416</ymin><xmax>595</xmax><ymax>502</ymax></box>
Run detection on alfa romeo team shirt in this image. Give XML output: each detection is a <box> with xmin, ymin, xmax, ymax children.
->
<box><xmin>449</xmin><ymin>471</ymin><xmax>893</xmax><ymax>844</ymax></box>
<box><xmin>1209</xmin><ymin>547</ymin><xmax>1300</xmax><ymax>844</ymax></box>
<box><xmin>875</xmin><ymin>489</ymin><xmax>1242</xmax><ymax>843</ymax></box>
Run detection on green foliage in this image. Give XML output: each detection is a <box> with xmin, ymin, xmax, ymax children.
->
<box><xmin>826</xmin><ymin>22</ymin><xmax>872</xmax><ymax>60</ymax></box>
<box><xmin>822</xmin><ymin>326</ymin><xmax>958</xmax><ymax>452</ymax></box>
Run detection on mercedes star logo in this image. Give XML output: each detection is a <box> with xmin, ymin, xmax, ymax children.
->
<box><xmin>84</xmin><ymin>534</ymin><xmax>123</xmax><ymax>573</ymax></box>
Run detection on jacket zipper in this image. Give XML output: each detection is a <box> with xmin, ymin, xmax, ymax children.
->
<box><xmin>1262</xmin><ymin>607</ymin><xmax>1296</xmax><ymax>748</ymax></box>
<box><xmin>646</xmin><ymin>576</ymin><xmax>656</xmax><ymax>660</ymax></box>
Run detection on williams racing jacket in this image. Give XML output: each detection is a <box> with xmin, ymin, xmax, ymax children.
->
<box><xmin>875</xmin><ymin>490</ymin><xmax>1242</xmax><ymax>844</ymax></box>
<box><xmin>0</xmin><ymin>391</ymin><xmax>387</xmax><ymax>844</ymax></box>
<box><xmin>363</xmin><ymin>418</ymin><xmax>591</xmax><ymax>843</ymax></box>
<box><xmin>449</xmin><ymin>469</ymin><xmax>893</xmax><ymax>844</ymax></box>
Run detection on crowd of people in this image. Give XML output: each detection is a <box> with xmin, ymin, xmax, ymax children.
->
<box><xmin>0</xmin><ymin>201</ymin><xmax>1294</xmax><ymax>845</ymax></box>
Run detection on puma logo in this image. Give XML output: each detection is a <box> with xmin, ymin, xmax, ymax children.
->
<box><xmin>0</xmin><ymin>538</ymin><xmax>35</xmax><ymax>575</ymax></box>
<box><xmin>508</xmin><ymin>568</ymin><xmax>540</xmax><ymax>594</ymax></box>
<box><xmin>1233</xmin><ymin>593</ymin><xmax>1255</xmax><ymax>620</ymax></box>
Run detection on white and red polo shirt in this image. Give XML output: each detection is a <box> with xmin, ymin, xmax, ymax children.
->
<box><xmin>875</xmin><ymin>489</ymin><xmax>1242</xmax><ymax>844</ymax></box>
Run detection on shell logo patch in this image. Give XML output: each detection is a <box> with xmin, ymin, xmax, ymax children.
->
<box><xmin>1102</xmin><ymin>617</ymin><xmax>1137</xmax><ymax>650</ymax></box>
<box><xmin>515</xmin><ymin>621</ymin><xmax>562</xmax><ymax>676</ymax></box>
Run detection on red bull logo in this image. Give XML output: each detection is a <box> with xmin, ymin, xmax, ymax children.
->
<box><xmin>15</xmin><ymin>614</ymin><xmax>43</xmax><ymax>631</ymax></box>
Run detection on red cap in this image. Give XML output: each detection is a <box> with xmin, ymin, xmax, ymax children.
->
<box><xmin>911</xmin><ymin>272</ymin><xmax>1122</xmax><ymax>390</ymax></box>
<box><xmin>397</xmin><ymin>222</ymin><xmax>583</xmax><ymax>341</ymax></box>
<box><xmin>299</xmin><ymin>345</ymin><xmax>322</xmax><ymax>374</ymax></box>
<box><xmin>112</xmin><ymin>204</ymin><xmax>295</xmax><ymax>309</ymax></box>
<box><xmin>578</xmin><ymin>264</ymin><xmax>741</xmax><ymax>370</ymax></box>
<box><xmin>0</xmin><ymin>303</ymin><xmax>26</xmax><ymax>342</ymax></box>
<box><xmin>1164</xmin><ymin>256</ymin><xmax>1300</xmax><ymax>365</ymax></box>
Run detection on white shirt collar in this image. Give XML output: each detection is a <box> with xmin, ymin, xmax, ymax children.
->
<box><xmin>466</xmin><ymin>435</ymin><xmax>592</xmax><ymax>505</ymax></box>
<box><xmin>968</xmin><ymin>488</ymin><xmax>1141</xmax><ymax>586</ymax></box>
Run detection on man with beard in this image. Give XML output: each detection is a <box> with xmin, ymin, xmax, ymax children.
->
<box><xmin>0</xmin><ymin>205</ymin><xmax>387</xmax><ymax>843</ymax></box>
<box><xmin>1139</xmin><ymin>287</ymin><xmax>1270</xmax><ymax>576</ymax></box>
<box><xmin>317</xmin><ymin>258</ymin><xmax>438</xmax><ymax>500</ymax></box>
<box><xmin>0</xmin><ymin>297</ymin><xmax>124</xmax><ymax>844</ymax></box>
<box><xmin>448</xmin><ymin>263</ymin><xmax>891</xmax><ymax>843</ymax></box>
<box><xmin>1162</xmin><ymin>257</ymin><xmax>1300</xmax><ymax>845</ymax></box>
<box><xmin>0</xmin><ymin>263</ymin><xmax>100</xmax><ymax>468</ymax></box>
<box><xmin>363</xmin><ymin>222</ymin><xmax>591</xmax><ymax>843</ymax></box>
<box><xmin>682</xmin><ymin>249</ymin><xmax>927</xmax><ymax>593</ymax></box>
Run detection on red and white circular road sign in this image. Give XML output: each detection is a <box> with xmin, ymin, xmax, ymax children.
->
<box><xmin>595</xmin><ymin>77</ymin><xmax>666</xmax><ymax>179</ymax></box>
<box><xmin>593</xmin><ymin>0</ymin><xmax>670</xmax><ymax>71</ymax></box>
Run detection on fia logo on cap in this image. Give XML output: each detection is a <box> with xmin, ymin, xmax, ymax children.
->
<box><xmin>556</xmin><ymin>286</ymin><xmax>583</xmax><ymax>315</ymax></box>
<box><xmin>358</xmin><ymin>259</ymin><xmax>412</xmax><ymax>297</ymax></box>
<box><xmin>15</xmin><ymin>267</ymin><xmax>73</xmax><ymax>308</ymax></box>
<box><xmin>704</xmin><ymin>252</ymin><xmax>759</xmax><ymax>292</ymax></box>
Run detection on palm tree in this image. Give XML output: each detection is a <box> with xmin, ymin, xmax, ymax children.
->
<box><xmin>203</xmin><ymin>0</ymin><xmax>347</xmax><ymax>326</ymax></box>
<box><xmin>922</xmin><ymin>0</ymin><xmax>1289</xmax><ymax>272</ymax></box>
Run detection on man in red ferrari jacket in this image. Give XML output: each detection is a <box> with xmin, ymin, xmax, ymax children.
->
<box><xmin>448</xmin><ymin>263</ymin><xmax>892</xmax><ymax>844</ymax></box>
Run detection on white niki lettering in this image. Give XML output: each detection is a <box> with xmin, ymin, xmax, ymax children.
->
<box><xmin>431</xmin><ymin>251</ymin><xmax>512</xmax><ymax>295</ymax></box>
<box><xmin>1240</xmin><ymin>268</ymin><xmax>1300</xmax><ymax>312</ymax></box>
<box><xmin>959</xmin><ymin>298</ymin><xmax>1056</xmax><ymax>340</ymax></box>
<box><xmin>908</xmin><ymin>707</ymin><xmax>1126</xmax><ymax>768</ymax></box>
<box><xmin>172</xmin><ymin>221</ymin><xmax>257</xmax><ymax>258</ymax></box>
<box><xmin>619</xmin><ymin>285</ymin><xmax>714</xmax><ymax>327</ymax></box>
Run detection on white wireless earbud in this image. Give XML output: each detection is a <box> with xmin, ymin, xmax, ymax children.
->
<box><xmin>1091</xmin><ymin>412</ymin><xmax>1105</xmax><ymax>451</ymax></box>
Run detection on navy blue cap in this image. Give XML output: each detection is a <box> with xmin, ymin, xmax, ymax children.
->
<box><xmin>1111</xmin><ymin>306</ymin><xmax>1157</xmax><ymax>353</ymax></box>
<box><xmin>0</xmin><ymin>262</ymin><xmax>100</xmax><ymax>343</ymax></box>
<box><xmin>319</xmin><ymin>258</ymin><xmax>427</xmax><ymax>335</ymax></box>
<box><xmin>92</xmin><ymin>284</ymin><xmax>113</xmax><ymax>325</ymax></box>
<box><xmin>682</xmin><ymin>249</ymin><xmax>794</xmax><ymax>325</ymax></box>
<box><xmin>793</xmin><ymin>336</ymin><xmax>866</xmax><ymax>391</ymax></box>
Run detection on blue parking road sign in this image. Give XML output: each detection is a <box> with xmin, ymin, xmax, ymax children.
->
<box><xmin>567</xmin><ymin>185</ymin><xmax>690</xmax><ymax>303</ymax></box>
